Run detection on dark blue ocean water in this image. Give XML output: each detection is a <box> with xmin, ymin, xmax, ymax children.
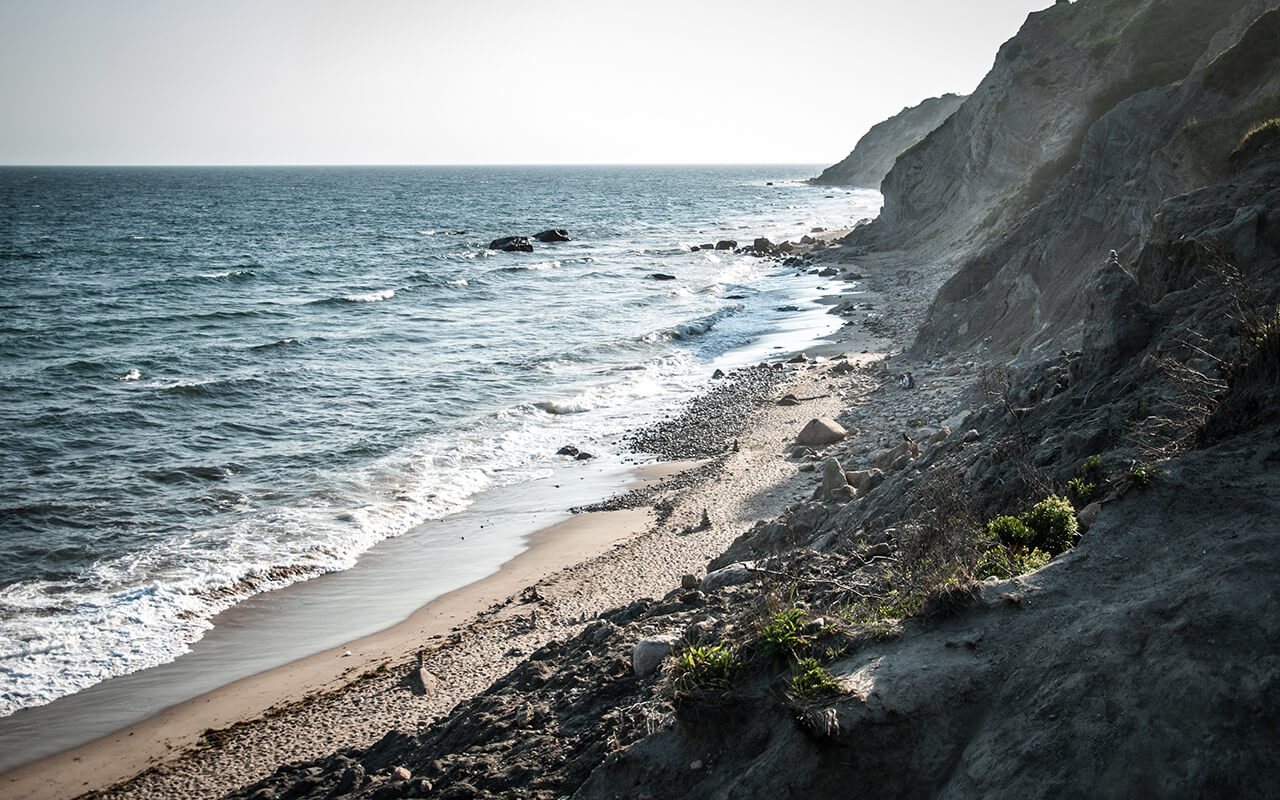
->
<box><xmin>0</xmin><ymin>165</ymin><xmax>880</xmax><ymax>715</ymax></box>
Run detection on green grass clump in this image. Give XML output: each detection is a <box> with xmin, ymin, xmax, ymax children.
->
<box><xmin>671</xmin><ymin>643</ymin><xmax>741</xmax><ymax>694</ymax></box>
<box><xmin>759</xmin><ymin>608</ymin><xmax>810</xmax><ymax>665</ymax></box>
<box><xmin>975</xmin><ymin>545</ymin><xmax>1051</xmax><ymax>580</ymax></box>
<box><xmin>1066</xmin><ymin>477</ymin><xmax>1096</xmax><ymax>506</ymax></box>
<box><xmin>1126</xmin><ymin>463</ymin><xmax>1157</xmax><ymax>489</ymax></box>
<box><xmin>787</xmin><ymin>657</ymin><xmax>843</xmax><ymax>700</ymax></box>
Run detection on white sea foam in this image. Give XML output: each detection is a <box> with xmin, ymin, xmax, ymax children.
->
<box><xmin>343</xmin><ymin>288</ymin><xmax>395</xmax><ymax>303</ymax></box>
<box><xmin>118</xmin><ymin>368</ymin><xmax>141</xmax><ymax>381</ymax></box>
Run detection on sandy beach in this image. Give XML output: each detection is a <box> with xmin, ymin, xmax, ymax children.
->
<box><xmin>3</xmin><ymin>232</ymin><xmax>964</xmax><ymax>800</ymax></box>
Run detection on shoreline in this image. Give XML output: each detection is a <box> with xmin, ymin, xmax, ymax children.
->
<box><xmin>1</xmin><ymin>230</ymin><xmax>907</xmax><ymax>800</ymax></box>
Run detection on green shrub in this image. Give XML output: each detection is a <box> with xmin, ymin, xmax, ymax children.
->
<box><xmin>671</xmin><ymin>644</ymin><xmax>740</xmax><ymax>694</ymax></box>
<box><xmin>1066</xmin><ymin>477</ymin><xmax>1096</xmax><ymax>505</ymax></box>
<box><xmin>759</xmin><ymin>608</ymin><xmax>810</xmax><ymax>665</ymax></box>
<box><xmin>975</xmin><ymin>544</ymin><xmax>1052</xmax><ymax>579</ymax></box>
<box><xmin>1079</xmin><ymin>454</ymin><xmax>1104</xmax><ymax>480</ymax></box>
<box><xmin>1022</xmin><ymin>495</ymin><xmax>1079</xmax><ymax>555</ymax></box>
<box><xmin>1127</xmin><ymin>463</ymin><xmax>1157</xmax><ymax>489</ymax></box>
<box><xmin>787</xmin><ymin>657</ymin><xmax>843</xmax><ymax>700</ymax></box>
<box><xmin>987</xmin><ymin>515</ymin><xmax>1034</xmax><ymax>547</ymax></box>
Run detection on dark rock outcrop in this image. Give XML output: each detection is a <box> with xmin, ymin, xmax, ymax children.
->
<box><xmin>533</xmin><ymin>229</ymin><xmax>571</xmax><ymax>243</ymax></box>
<box><xmin>488</xmin><ymin>236</ymin><xmax>534</xmax><ymax>252</ymax></box>
<box><xmin>811</xmin><ymin>93</ymin><xmax>966</xmax><ymax>189</ymax></box>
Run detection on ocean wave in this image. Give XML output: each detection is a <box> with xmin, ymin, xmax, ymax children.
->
<box><xmin>198</xmin><ymin>269</ymin><xmax>256</xmax><ymax>280</ymax></box>
<box><xmin>342</xmin><ymin>288</ymin><xmax>396</xmax><ymax>303</ymax></box>
<box><xmin>118</xmin><ymin>368</ymin><xmax>142</xmax><ymax>381</ymax></box>
<box><xmin>641</xmin><ymin>304</ymin><xmax>744</xmax><ymax>343</ymax></box>
<box><xmin>533</xmin><ymin>399</ymin><xmax>592</xmax><ymax>415</ymax></box>
<box><xmin>250</xmin><ymin>337</ymin><xmax>303</xmax><ymax>351</ymax></box>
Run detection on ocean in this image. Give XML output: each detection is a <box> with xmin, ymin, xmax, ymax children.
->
<box><xmin>0</xmin><ymin>165</ymin><xmax>881</xmax><ymax>720</ymax></box>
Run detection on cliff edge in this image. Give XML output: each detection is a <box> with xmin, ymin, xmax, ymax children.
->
<box><xmin>810</xmin><ymin>94</ymin><xmax>966</xmax><ymax>189</ymax></box>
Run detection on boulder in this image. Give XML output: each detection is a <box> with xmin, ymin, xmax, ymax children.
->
<box><xmin>797</xmin><ymin>418</ymin><xmax>847</xmax><ymax>446</ymax></box>
<box><xmin>698</xmin><ymin>243</ymin><xmax>716</xmax><ymax>251</ymax></box>
<box><xmin>533</xmin><ymin>229</ymin><xmax>571</xmax><ymax>243</ymax></box>
<box><xmin>818</xmin><ymin>267</ymin><xmax>839</xmax><ymax>276</ymax></box>
<box><xmin>1081</xmin><ymin>256</ymin><xmax>1152</xmax><ymax>371</ymax></box>
<box><xmin>1077</xmin><ymin>501</ymin><xmax>1103</xmax><ymax>531</ymax></box>
<box><xmin>489</xmin><ymin>236</ymin><xmax>534</xmax><ymax>252</ymax></box>
<box><xmin>701</xmin><ymin>561</ymin><xmax>757</xmax><ymax>592</ymax></box>
<box><xmin>633</xmin><ymin>634</ymin><xmax>680</xmax><ymax>677</ymax></box>
<box><xmin>821</xmin><ymin>457</ymin><xmax>849</xmax><ymax>500</ymax></box>
<box><xmin>847</xmin><ymin>468</ymin><xmax>884</xmax><ymax>495</ymax></box>
<box><xmin>753</xmin><ymin>237</ymin><xmax>777</xmax><ymax>253</ymax></box>
<box><xmin>715</xmin><ymin>240</ymin><xmax>738</xmax><ymax>250</ymax></box>
<box><xmin>680</xmin><ymin>573</ymin><xmax>700</xmax><ymax>590</ymax></box>
<box><xmin>800</xmin><ymin>234</ymin><xmax>816</xmax><ymax>244</ymax></box>
<box><xmin>651</xmin><ymin>273</ymin><xmax>677</xmax><ymax>281</ymax></box>
<box><xmin>556</xmin><ymin>445</ymin><xmax>579</xmax><ymax>456</ymax></box>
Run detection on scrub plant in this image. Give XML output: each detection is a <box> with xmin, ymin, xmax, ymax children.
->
<box><xmin>671</xmin><ymin>643</ymin><xmax>741</xmax><ymax>694</ymax></box>
<box><xmin>787</xmin><ymin>657</ymin><xmax>843</xmax><ymax>701</ymax></box>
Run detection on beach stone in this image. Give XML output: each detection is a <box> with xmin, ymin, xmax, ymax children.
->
<box><xmin>778</xmin><ymin>394</ymin><xmax>801</xmax><ymax>406</ymax></box>
<box><xmin>336</xmin><ymin>764</ymin><xmax>367</xmax><ymax>793</ymax></box>
<box><xmin>715</xmin><ymin>240</ymin><xmax>738</xmax><ymax>250</ymax></box>
<box><xmin>392</xmin><ymin>766</ymin><xmax>412</xmax><ymax>782</ymax></box>
<box><xmin>680</xmin><ymin>573</ymin><xmax>700</xmax><ymax>590</ymax></box>
<box><xmin>821</xmin><ymin>457</ymin><xmax>849</xmax><ymax>500</ymax></box>
<box><xmin>801</xmin><ymin>234</ymin><xmax>816</xmax><ymax>244</ymax></box>
<box><xmin>489</xmin><ymin>236</ymin><xmax>534</xmax><ymax>252</ymax></box>
<box><xmin>556</xmin><ymin>445</ymin><xmax>579</xmax><ymax>456</ymax></box>
<box><xmin>574</xmin><ymin>451</ymin><xmax>594</xmax><ymax>460</ymax></box>
<box><xmin>753</xmin><ymin>237</ymin><xmax>777</xmax><ymax>252</ymax></box>
<box><xmin>830</xmin><ymin>360</ymin><xmax>856</xmax><ymax>375</ymax></box>
<box><xmin>819</xmin><ymin>267</ymin><xmax>839</xmax><ymax>276</ymax></box>
<box><xmin>417</xmin><ymin>667</ymin><xmax>440</xmax><ymax>696</ymax></box>
<box><xmin>847</xmin><ymin>468</ymin><xmax>884</xmax><ymax>495</ymax></box>
<box><xmin>697</xmin><ymin>243</ymin><xmax>715</xmax><ymax>251</ymax></box>
<box><xmin>797</xmin><ymin>418</ymin><xmax>847</xmax><ymax>446</ymax></box>
<box><xmin>1077</xmin><ymin>501</ymin><xmax>1103</xmax><ymax>531</ymax></box>
<box><xmin>789</xmin><ymin>444</ymin><xmax>816</xmax><ymax>458</ymax></box>
<box><xmin>633</xmin><ymin>634</ymin><xmax>680</xmax><ymax>677</ymax></box>
<box><xmin>701</xmin><ymin>561</ymin><xmax>757</xmax><ymax>592</ymax></box>
<box><xmin>788</xmin><ymin>353</ymin><xmax>808</xmax><ymax>364</ymax></box>
<box><xmin>533</xmin><ymin>228</ymin><xmax>571</xmax><ymax>242</ymax></box>
<box><xmin>712</xmin><ymin>368</ymin><xmax>726</xmax><ymax>379</ymax></box>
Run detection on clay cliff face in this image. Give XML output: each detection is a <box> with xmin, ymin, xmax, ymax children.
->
<box><xmin>843</xmin><ymin>0</ymin><xmax>1280</xmax><ymax>360</ymax></box>
<box><xmin>852</xmin><ymin>0</ymin><xmax>1274</xmax><ymax>267</ymax></box>
<box><xmin>810</xmin><ymin>94</ymin><xmax>966</xmax><ymax>190</ymax></box>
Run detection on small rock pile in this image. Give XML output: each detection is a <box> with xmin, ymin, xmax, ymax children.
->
<box><xmin>623</xmin><ymin>365</ymin><xmax>784</xmax><ymax>459</ymax></box>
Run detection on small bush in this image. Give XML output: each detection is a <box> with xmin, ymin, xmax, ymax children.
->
<box><xmin>987</xmin><ymin>515</ymin><xmax>1034</xmax><ymax>547</ymax></box>
<box><xmin>671</xmin><ymin>644</ymin><xmax>741</xmax><ymax>694</ymax></box>
<box><xmin>1022</xmin><ymin>495</ymin><xmax>1079</xmax><ymax>555</ymax></box>
<box><xmin>1127</xmin><ymin>463</ymin><xmax>1157</xmax><ymax>489</ymax></box>
<box><xmin>975</xmin><ymin>544</ymin><xmax>1052</xmax><ymax>580</ymax></box>
<box><xmin>759</xmin><ymin>608</ymin><xmax>810</xmax><ymax>665</ymax></box>
<box><xmin>1079</xmin><ymin>454</ymin><xmax>1104</xmax><ymax>479</ymax></box>
<box><xmin>1066</xmin><ymin>477</ymin><xmax>1096</xmax><ymax>505</ymax></box>
<box><xmin>787</xmin><ymin>657</ymin><xmax>843</xmax><ymax>700</ymax></box>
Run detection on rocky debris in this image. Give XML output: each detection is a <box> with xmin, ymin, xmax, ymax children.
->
<box><xmin>752</xmin><ymin>237</ymin><xmax>777</xmax><ymax>253</ymax></box>
<box><xmin>797</xmin><ymin>418</ymin><xmax>847</xmax><ymax>446</ymax></box>
<box><xmin>623</xmin><ymin>365</ymin><xmax>784</xmax><ymax>460</ymax></box>
<box><xmin>632</xmin><ymin>634</ymin><xmax>679</xmax><ymax>677</ymax></box>
<box><xmin>533</xmin><ymin>229</ymin><xmax>571</xmax><ymax>243</ymax></box>
<box><xmin>488</xmin><ymin>236</ymin><xmax>534</xmax><ymax>252</ymax></box>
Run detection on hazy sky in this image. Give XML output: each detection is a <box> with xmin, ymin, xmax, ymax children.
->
<box><xmin>0</xmin><ymin>0</ymin><xmax>1050</xmax><ymax>166</ymax></box>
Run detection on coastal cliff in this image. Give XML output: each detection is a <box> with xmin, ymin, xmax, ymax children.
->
<box><xmin>74</xmin><ymin>1</ymin><xmax>1280</xmax><ymax>798</ymax></box>
<box><xmin>809</xmin><ymin>94</ymin><xmax>966</xmax><ymax>189</ymax></box>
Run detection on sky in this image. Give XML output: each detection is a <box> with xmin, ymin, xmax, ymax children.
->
<box><xmin>0</xmin><ymin>0</ymin><xmax>1051</xmax><ymax>166</ymax></box>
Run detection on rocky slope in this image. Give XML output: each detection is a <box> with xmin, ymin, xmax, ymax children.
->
<box><xmin>177</xmin><ymin>1</ymin><xmax>1280</xmax><ymax>798</ymax></box>
<box><xmin>810</xmin><ymin>94</ymin><xmax>965</xmax><ymax>189</ymax></box>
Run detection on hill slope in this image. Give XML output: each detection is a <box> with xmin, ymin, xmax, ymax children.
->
<box><xmin>810</xmin><ymin>94</ymin><xmax>966</xmax><ymax>189</ymax></box>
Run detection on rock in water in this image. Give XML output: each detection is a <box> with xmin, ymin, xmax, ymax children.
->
<box><xmin>797</xmin><ymin>418</ymin><xmax>847</xmax><ymax>446</ymax></box>
<box><xmin>753</xmin><ymin>237</ymin><xmax>777</xmax><ymax>253</ymax></box>
<box><xmin>532</xmin><ymin>229</ymin><xmax>571</xmax><ymax>242</ymax></box>
<box><xmin>489</xmin><ymin>236</ymin><xmax>534</xmax><ymax>252</ymax></box>
<box><xmin>633</xmin><ymin>634</ymin><xmax>679</xmax><ymax>677</ymax></box>
<box><xmin>651</xmin><ymin>273</ymin><xmax>677</xmax><ymax>281</ymax></box>
<box><xmin>715</xmin><ymin>240</ymin><xmax>738</xmax><ymax>250</ymax></box>
<box><xmin>822</xmin><ymin>457</ymin><xmax>850</xmax><ymax>500</ymax></box>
